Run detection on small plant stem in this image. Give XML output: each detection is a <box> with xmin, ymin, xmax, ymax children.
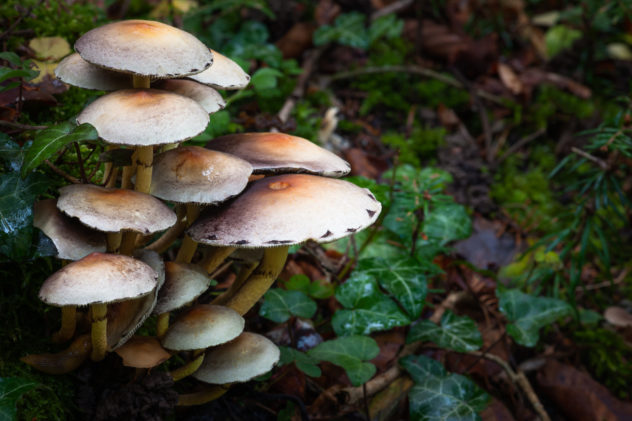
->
<box><xmin>201</xmin><ymin>246</ymin><xmax>236</xmax><ymax>274</ymax></box>
<box><xmin>45</xmin><ymin>160</ymin><xmax>81</xmax><ymax>184</ymax></box>
<box><xmin>224</xmin><ymin>246</ymin><xmax>289</xmax><ymax>315</ymax></box>
<box><xmin>212</xmin><ymin>261</ymin><xmax>259</xmax><ymax>306</ymax></box>
<box><xmin>170</xmin><ymin>353</ymin><xmax>204</xmax><ymax>381</ymax></box>
<box><xmin>177</xmin><ymin>385</ymin><xmax>229</xmax><ymax>406</ymax></box>
<box><xmin>145</xmin><ymin>205</ymin><xmax>187</xmax><ymax>253</ymax></box>
<box><xmin>90</xmin><ymin>303</ymin><xmax>108</xmax><ymax>361</ymax></box>
<box><xmin>52</xmin><ymin>305</ymin><xmax>77</xmax><ymax>343</ymax></box>
<box><xmin>74</xmin><ymin>142</ymin><xmax>88</xmax><ymax>183</ymax></box>
<box><xmin>175</xmin><ymin>204</ymin><xmax>201</xmax><ymax>263</ymax></box>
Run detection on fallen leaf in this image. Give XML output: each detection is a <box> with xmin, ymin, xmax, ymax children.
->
<box><xmin>537</xmin><ymin>359</ymin><xmax>632</xmax><ymax>421</ymax></box>
<box><xmin>276</xmin><ymin>22</ymin><xmax>316</xmax><ymax>58</ymax></box>
<box><xmin>497</xmin><ymin>63</ymin><xmax>523</xmax><ymax>95</ymax></box>
<box><xmin>315</xmin><ymin>0</ymin><xmax>341</xmax><ymax>26</ymax></box>
<box><xmin>481</xmin><ymin>398</ymin><xmax>517</xmax><ymax>421</ymax></box>
<box><xmin>29</xmin><ymin>36</ymin><xmax>71</xmax><ymax>62</ymax></box>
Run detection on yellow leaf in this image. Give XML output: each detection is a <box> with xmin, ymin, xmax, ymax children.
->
<box><xmin>29</xmin><ymin>37</ymin><xmax>71</xmax><ymax>62</ymax></box>
<box><xmin>31</xmin><ymin>60</ymin><xmax>57</xmax><ymax>83</ymax></box>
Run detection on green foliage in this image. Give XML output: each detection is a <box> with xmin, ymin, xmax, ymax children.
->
<box><xmin>401</xmin><ymin>355</ymin><xmax>489</xmax><ymax>421</ymax></box>
<box><xmin>407</xmin><ymin>311</ymin><xmax>483</xmax><ymax>352</ymax></box>
<box><xmin>498</xmin><ymin>289</ymin><xmax>573</xmax><ymax>347</ymax></box>
<box><xmin>529</xmin><ymin>86</ymin><xmax>595</xmax><ymax>128</ymax></box>
<box><xmin>259</xmin><ymin>289</ymin><xmax>317</xmax><ymax>323</ymax></box>
<box><xmin>22</xmin><ymin>122</ymin><xmax>97</xmax><ymax>176</ymax></box>
<box><xmin>381</xmin><ymin>125</ymin><xmax>446</xmax><ymax>167</ymax></box>
<box><xmin>0</xmin><ymin>53</ymin><xmax>38</xmax><ymax>92</ymax></box>
<box><xmin>284</xmin><ymin>274</ymin><xmax>334</xmax><ymax>300</ymax></box>
<box><xmin>0</xmin><ymin>377</ymin><xmax>37</xmax><ymax>421</ymax></box>
<box><xmin>314</xmin><ymin>12</ymin><xmax>403</xmax><ymax>50</ymax></box>
<box><xmin>279</xmin><ymin>347</ymin><xmax>321</xmax><ymax>378</ymax></box>
<box><xmin>545</xmin><ymin>25</ymin><xmax>582</xmax><ymax>58</ymax></box>
<box><xmin>307</xmin><ymin>336</ymin><xmax>379</xmax><ymax>386</ymax></box>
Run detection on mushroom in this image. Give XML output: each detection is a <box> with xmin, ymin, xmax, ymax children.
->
<box><xmin>188</xmin><ymin>49</ymin><xmax>250</xmax><ymax>90</ymax></box>
<box><xmin>39</xmin><ymin>252</ymin><xmax>158</xmax><ymax>361</ymax></box>
<box><xmin>188</xmin><ymin>174</ymin><xmax>381</xmax><ymax>315</ymax></box>
<box><xmin>114</xmin><ymin>336</ymin><xmax>171</xmax><ymax>369</ymax></box>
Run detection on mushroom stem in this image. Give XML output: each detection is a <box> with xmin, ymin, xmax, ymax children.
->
<box><xmin>212</xmin><ymin>261</ymin><xmax>258</xmax><ymax>306</ymax></box>
<box><xmin>170</xmin><ymin>352</ymin><xmax>205</xmax><ymax>381</ymax></box>
<box><xmin>91</xmin><ymin>303</ymin><xmax>108</xmax><ymax>361</ymax></box>
<box><xmin>156</xmin><ymin>312</ymin><xmax>169</xmax><ymax>338</ymax></box>
<box><xmin>120</xmin><ymin>151</ymin><xmax>137</xmax><ymax>190</ymax></box>
<box><xmin>201</xmin><ymin>246</ymin><xmax>236</xmax><ymax>274</ymax></box>
<box><xmin>52</xmin><ymin>305</ymin><xmax>77</xmax><ymax>343</ymax></box>
<box><xmin>132</xmin><ymin>75</ymin><xmax>153</xmax><ymax>195</ymax></box>
<box><xmin>106</xmin><ymin>232</ymin><xmax>121</xmax><ymax>253</ymax></box>
<box><xmin>21</xmin><ymin>334</ymin><xmax>92</xmax><ymax>374</ymax></box>
<box><xmin>175</xmin><ymin>204</ymin><xmax>200</xmax><ymax>264</ymax></box>
<box><xmin>119</xmin><ymin>230</ymin><xmax>138</xmax><ymax>256</ymax></box>
<box><xmin>144</xmin><ymin>205</ymin><xmax>187</xmax><ymax>253</ymax></box>
<box><xmin>177</xmin><ymin>386</ymin><xmax>229</xmax><ymax>406</ymax></box>
<box><xmin>224</xmin><ymin>246</ymin><xmax>289</xmax><ymax>315</ymax></box>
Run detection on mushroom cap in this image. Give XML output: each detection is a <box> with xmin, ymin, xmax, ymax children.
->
<box><xmin>114</xmin><ymin>336</ymin><xmax>171</xmax><ymax>368</ymax></box>
<box><xmin>55</xmin><ymin>53</ymin><xmax>131</xmax><ymax>91</ymax></box>
<box><xmin>76</xmin><ymin>89</ymin><xmax>209</xmax><ymax>146</ymax></box>
<box><xmin>187</xmin><ymin>174</ymin><xmax>381</xmax><ymax>247</ymax></box>
<box><xmin>33</xmin><ymin>199</ymin><xmax>106</xmax><ymax>260</ymax></box>
<box><xmin>154</xmin><ymin>262</ymin><xmax>212</xmax><ymax>314</ymax></box>
<box><xmin>161</xmin><ymin>304</ymin><xmax>244</xmax><ymax>351</ymax></box>
<box><xmin>604</xmin><ymin>306</ymin><xmax>632</xmax><ymax>327</ymax></box>
<box><xmin>193</xmin><ymin>332</ymin><xmax>280</xmax><ymax>384</ymax></box>
<box><xmin>188</xmin><ymin>50</ymin><xmax>249</xmax><ymax>90</ymax></box>
<box><xmin>39</xmin><ymin>252</ymin><xmax>157</xmax><ymax>306</ymax></box>
<box><xmin>206</xmin><ymin>132</ymin><xmax>350</xmax><ymax>177</ymax></box>
<box><xmin>74</xmin><ymin>20</ymin><xmax>212</xmax><ymax>78</ymax></box>
<box><xmin>151</xmin><ymin>146</ymin><xmax>252</xmax><ymax>204</ymax></box>
<box><xmin>57</xmin><ymin>184</ymin><xmax>177</xmax><ymax>234</ymax></box>
<box><xmin>154</xmin><ymin>79</ymin><xmax>225</xmax><ymax>113</ymax></box>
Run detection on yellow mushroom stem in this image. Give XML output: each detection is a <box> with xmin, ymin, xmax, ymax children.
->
<box><xmin>212</xmin><ymin>261</ymin><xmax>259</xmax><ymax>306</ymax></box>
<box><xmin>201</xmin><ymin>246</ymin><xmax>237</xmax><ymax>274</ymax></box>
<box><xmin>175</xmin><ymin>204</ymin><xmax>201</xmax><ymax>264</ymax></box>
<box><xmin>155</xmin><ymin>313</ymin><xmax>170</xmax><ymax>338</ymax></box>
<box><xmin>106</xmin><ymin>232</ymin><xmax>122</xmax><ymax>253</ymax></box>
<box><xmin>119</xmin><ymin>230</ymin><xmax>138</xmax><ymax>256</ymax></box>
<box><xmin>225</xmin><ymin>246</ymin><xmax>289</xmax><ymax>315</ymax></box>
<box><xmin>160</xmin><ymin>142</ymin><xmax>179</xmax><ymax>152</ymax></box>
<box><xmin>52</xmin><ymin>305</ymin><xmax>77</xmax><ymax>343</ymax></box>
<box><xmin>177</xmin><ymin>385</ymin><xmax>230</xmax><ymax>406</ymax></box>
<box><xmin>120</xmin><ymin>150</ymin><xmax>137</xmax><ymax>190</ymax></box>
<box><xmin>91</xmin><ymin>303</ymin><xmax>108</xmax><ymax>361</ymax></box>
<box><xmin>170</xmin><ymin>352</ymin><xmax>204</xmax><ymax>381</ymax></box>
<box><xmin>21</xmin><ymin>334</ymin><xmax>92</xmax><ymax>374</ymax></box>
<box><xmin>144</xmin><ymin>205</ymin><xmax>187</xmax><ymax>253</ymax></box>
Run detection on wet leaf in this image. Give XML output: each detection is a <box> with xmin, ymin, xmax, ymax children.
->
<box><xmin>369</xmin><ymin>14</ymin><xmax>403</xmax><ymax>45</ymax></box>
<box><xmin>284</xmin><ymin>274</ymin><xmax>334</xmax><ymax>299</ymax></box>
<box><xmin>423</xmin><ymin>203</ymin><xmax>472</xmax><ymax>246</ymax></box>
<box><xmin>332</xmin><ymin>301</ymin><xmax>410</xmax><ymax>336</ymax></box>
<box><xmin>307</xmin><ymin>336</ymin><xmax>379</xmax><ymax>386</ymax></box>
<box><xmin>401</xmin><ymin>355</ymin><xmax>489</xmax><ymax>421</ymax></box>
<box><xmin>407</xmin><ymin>311</ymin><xmax>482</xmax><ymax>352</ymax></box>
<box><xmin>0</xmin><ymin>171</ymin><xmax>49</xmax><ymax>234</ymax></box>
<box><xmin>0</xmin><ymin>377</ymin><xmax>38</xmax><ymax>421</ymax></box>
<box><xmin>498</xmin><ymin>289</ymin><xmax>572</xmax><ymax>347</ymax></box>
<box><xmin>0</xmin><ymin>135</ymin><xmax>23</xmax><ymax>171</ymax></box>
<box><xmin>250</xmin><ymin>67</ymin><xmax>283</xmax><ymax>95</ymax></box>
<box><xmin>279</xmin><ymin>346</ymin><xmax>321</xmax><ymax>378</ymax></box>
<box><xmin>260</xmin><ymin>289</ymin><xmax>317</xmax><ymax>323</ymax></box>
<box><xmin>22</xmin><ymin>122</ymin><xmax>98</xmax><ymax>176</ymax></box>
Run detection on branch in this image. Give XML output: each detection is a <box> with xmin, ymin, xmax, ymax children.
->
<box><xmin>571</xmin><ymin>147</ymin><xmax>608</xmax><ymax>170</ymax></box>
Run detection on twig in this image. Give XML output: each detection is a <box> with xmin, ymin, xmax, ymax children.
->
<box><xmin>0</xmin><ymin>121</ymin><xmax>47</xmax><ymax>131</ymax></box>
<box><xmin>576</xmin><ymin>267</ymin><xmax>628</xmax><ymax>292</ymax></box>
<box><xmin>467</xmin><ymin>351</ymin><xmax>551</xmax><ymax>421</ymax></box>
<box><xmin>73</xmin><ymin>142</ymin><xmax>88</xmax><ymax>183</ymax></box>
<box><xmin>571</xmin><ymin>147</ymin><xmax>608</xmax><ymax>170</ymax></box>
<box><xmin>497</xmin><ymin>128</ymin><xmax>546</xmax><ymax>164</ymax></box>
<box><xmin>370</xmin><ymin>0</ymin><xmax>413</xmax><ymax>20</ymax></box>
<box><xmin>45</xmin><ymin>160</ymin><xmax>80</xmax><ymax>184</ymax></box>
<box><xmin>319</xmin><ymin>65</ymin><xmax>503</xmax><ymax>104</ymax></box>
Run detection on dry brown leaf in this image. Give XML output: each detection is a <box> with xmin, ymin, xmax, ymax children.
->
<box><xmin>604</xmin><ymin>306</ymin><xmax>632</xmax><ymax>327</ymax></box>
<box><xmin>276</xmin><ymin>22</ymin><xmax>316</xmax><ymax>59</ymax></box>
<box><xmin>497</xmin><ymin>63</ymin><xmax>523</xmax><ymax>95</ymax></box>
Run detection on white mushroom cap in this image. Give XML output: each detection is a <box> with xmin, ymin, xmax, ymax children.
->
<box><xmin>33</xmin><ymin>199</ymin><xmax>106</xmax><ymax>260</ymax></box>
<box><xmin>193</xmin><ymin>332</ymin><xmax>280</xmax><ymax>384</ymax></box>
<box><xmin>55</xmin><ymin>53</ymin><xmax>131</xmax><ymax>91</ymax></box>
<box><xmin>188</xmin><ymin>50</ymin><xmax>249</xmax><ymax>90</ymax></box>
<box><xmin>161</xmin><ymin>304</ymin><xmax>244</xmax><ymax>351</ymax></box>
<box><xmin>76</xmin><ymin>89</ymin><xmax>209</xmax><ymax>146</ymax></box>
<box><xmin>154</xmin><ymin>262</ymin><xmax>212</xmax><ymax>314</ymax></box>
<box><xmin>57</xmin><ymin>184</ymin><xmax>177</xmax><ymax>234</ymax></box>
<box><xmin>154</xmin><ymin>79</ymin><xmax>225</xmax><ymax>113</ymax></box>
<box><xmin>114</xmin><ymin>336</ymin><xmax>171</xmax><ymax>368</ymax></box>
<box><xmin>188</xmin><ymin>174</ymin><xmax>381</xmax><ymax>247</ymax></box>
<box><xmin>151</xmin><ymin>146</ymin><xmax>252</xmax><ymax>204</ymax></box>
<box><xmin>206</xmin><ymin>132</ymin><xmax>351</xmax><ymax>177</ymax></box>
<box><xmin>39</xmin><ymin>252</ymin><xmax>157</xmax><ymax>306</ymax></box>
<box><xmin>75</xmin><ymin>20</ymin><xmax>212</xmax><ymax>78</ymax></box>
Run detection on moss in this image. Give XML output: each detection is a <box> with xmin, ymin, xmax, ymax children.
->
<box><xmin>382</xmin><ymin>125</ymin><xmax>446</xmax><ymax>167</ymax></box>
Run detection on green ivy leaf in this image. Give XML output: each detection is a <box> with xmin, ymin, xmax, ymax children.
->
<box><xmin>21</xmin><ymin>122</ymin><xmax>98</xmax><ymax>176</ymax></box>
<box><xmin>284</xmin><ymin>274</ymin><xmax>334</xmax><ymax>299</ymax></box>
<box><xmin>279</xmin><ymin>347</ymin><xmax>322</xmax><ymax>378</ymax></box>
<box><xmin>401</xmin><ymin>355</ymin><xmax>489</xmax><ymax>421</ymax></box>
<box><xmin>0</xmin><ymin>135</ymin><xmax>23</xmax><ymax>172</ymax></box>
<box><xmin>352</xmin><ymin>256</ymin><xmax>431</xmax><ymax>318</ymax></box>
<box><xmin>307</xmin><ymin>336</ymin><xmax>379</xmax><ymax>386</ymax></box>
<box><xmin>407</xmin><ymin>311</ymin><xmax>482</xmax><ymax>352</ymax></box>
<box><xmin>0</xmin><ymin>172</ymin><xmax>49</xmax><ymax>235</ymax></box>
<box><xmin>383</xmin><ymin>190</ymin><xmax>419</xmax><ymax>242</ymax></box>
<box><xmin>383</xmin><ymin>165</ymin><xmax>453</xmax><ymax>195</ymax></box>
<box><xmin>259</xmin><ymin>289</ymin><xmax>317</xmax><ymax>323</ymax></box>
<box><xmin>0</xmin><ymin>377</ymin><xmax>38</xmax><ymax>421</ymax></box>
<box><xmin>423</xmin><ymin>203</ymin><xmax>471</xmax><ymax>246</ymax></box>
<box><xmin>498</xmin><ymin>289</ymin><xmax>573</xmax><ymax>347</ymax></box>
<box><xmin>368</xmin><ymin>14</ymin><xmax>403</xmax><ymax>45</ymax></box>
<box><xmin>344</xmin><ymin>176</ymin><xmax>391</xmax><ymax>208</ymax></box>
<box><xmin>250</xmin><ymin>67</ymin><xmax>284</xmax><ymax>95</ymax></box>
<box><xmin>332</xmin><ymin>301</ymin><xmax>410</xmax><ymax>336</ymax></box>
<box><xmin>313</xmin><ymin>12</ymin><xmax>369</xmax><ymax>49</ymax></box>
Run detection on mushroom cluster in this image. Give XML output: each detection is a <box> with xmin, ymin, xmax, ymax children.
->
<box><xmin>25</xmin><ymin>19</ymin><xmax>381</xmax><ymax>406</ymax></box>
